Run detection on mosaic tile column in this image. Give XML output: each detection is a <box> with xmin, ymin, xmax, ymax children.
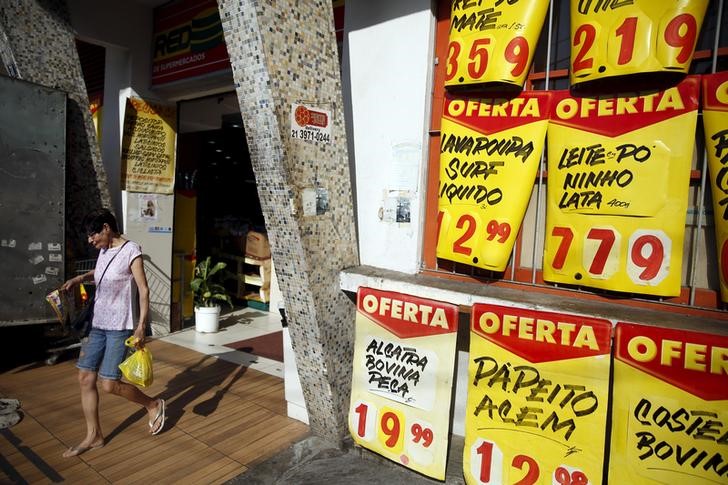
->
<box><xmin>0</xmin><ymin>0</ymin><xmax>111</xmax><ymax>262</ymax></box>
<box><xmin>218</xmin><ymin>0</ymin><xmax>359</xmax><ymax>444</ymax></box>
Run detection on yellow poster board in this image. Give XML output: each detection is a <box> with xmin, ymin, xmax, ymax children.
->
<box><xmin>569</xmin><ymin>0</ymin><xmax>708</xmax><ymax>86</ymax></box>
<box><xmin>702</xmin><ymin>71</ymin><xmax>728</xmax><ymax>303</ymax></box>
<box><xmin>121</xmin><ymin>97</ymin><xmax>177</xmax><ymax>194</ymax></box>
<box><xmin>446</xmin><ymin>0</ymin><xmax>549</xmax><ymax>88</ymax></box>
<box><xmin>464</xmin><ymin>304</ymin><xmax>612</xmax><ymax>485</ymax></box>
<box><xmin>544</xmin><ymin>76</ymin><xmax>700</xmax><ymax>297</ymax></box>
<box><xmin>438</xmin><ymin>92</ymin><xmax>551</xmax><ymax>271</ymax></box>
<box><xmin>609</xmin><ymin>322</ymin><xmax>728</xmax><ymax>484</ymax></box>
<box><xmin>348</xmin><ymin>287</ymin><xmax>459</xmax><ymax>480</ymax></box>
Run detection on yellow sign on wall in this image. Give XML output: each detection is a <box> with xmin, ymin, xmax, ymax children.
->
<box><xmin>348</xmin><ymin>287</ymin><xmax>459</xmax><ymax>480</ymax></box>
<box><xmin>446</xmin><ymin>0</ymin><xmax>549</xmax><ymax>88</ymax></box>
<box><xmin>544</xmin><ymin>76</ymin><xmax>700</xmax><ymax>297</ymax></box>
<box><xmin>702</xmin><ymin>71</ymin><xmax>728</xmax><ymax>302</ymax></box>
<box><xmin>609</xmin><ymin>322</ymin><xmax>728</xmax><ymax>484</ymax></box>
<box><xmin>464</xmin><ymin>304</ymin><xmax>612</xmax><ymax>485</ymax></box>
<box><xmin>569</xmin><ymin>0</ymin><xmax>708</xmax><ymax>86</ymax></box>
<box><xmin>121</xmin><ymin>97</ymin><xmax>177</xmax><ymax>194</ymax></box>
<box><xmin>438</xmin><ymin>92</ymin><xmax>552</xmax><ymax>271</ymax></box>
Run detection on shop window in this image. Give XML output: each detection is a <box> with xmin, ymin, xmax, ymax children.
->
<box><xmin>423</xmin><ymin>0</ymin><xmax>728</xmax><ymax>316</ymax></box>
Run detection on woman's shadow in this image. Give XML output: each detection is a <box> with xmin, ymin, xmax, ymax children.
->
<box><xmin>105</xmin><ymin>352</ymin><xmax>252</xmax><ymax>441</ymax></box>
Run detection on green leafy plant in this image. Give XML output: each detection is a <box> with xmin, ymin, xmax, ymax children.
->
<box><xmin>190</xmin><ymin>257</ymin><xmax>233</xmax><ymax>308</ymax></box>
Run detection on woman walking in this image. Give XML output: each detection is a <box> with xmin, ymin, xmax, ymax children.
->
<box><xmin>61</xmin><ymin>208</ymin><xmax>165</xmax><ymax>457</ymax></box>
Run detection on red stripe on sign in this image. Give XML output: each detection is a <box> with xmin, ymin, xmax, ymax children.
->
<box><xmin>471</xmin><ymin>303</ymin><xmax>612</xmax><ymax>363</ymax></box>
<box><xmin>357</xmin><ymin>287</ymin><xmax>458</xmax><ymax>339</ymax></box>
<box><xmin>615</xmin><ymin>322</ymin><xmax>728</xmax><ymax>401</ymax></box>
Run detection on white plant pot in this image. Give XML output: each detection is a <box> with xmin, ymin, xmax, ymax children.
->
<box><xmin>194</xmin><ymin>306</ymin><xmax>221</xmax><ymax>333</ymax></box>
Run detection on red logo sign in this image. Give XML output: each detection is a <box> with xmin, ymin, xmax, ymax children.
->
<box><xmin>615</xmin><ymin>322</ymin><xmax>728</xmax><ymax>401</ymax></box>
<box><xmin>294</xmin><ymin>105</ymin><xmax>328</xmax><ymax>128</ymax></box>
<box><xmin>357</xmin><ymin>287</ymin><xmax>458</xmax><ymax>339</ymax></box>
<box><xmin>471</xmin><ymin>304</ymin><xmax>612</xmax><ymax>363</ymax></box>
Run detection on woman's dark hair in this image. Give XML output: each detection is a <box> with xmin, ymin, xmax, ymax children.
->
<box><xmin>83</xmin><ymin>208</ymin><xmax>119</xmax><ymax>235</ymax></box>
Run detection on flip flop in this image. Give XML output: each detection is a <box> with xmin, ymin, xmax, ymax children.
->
<box><xmin>0</xmin><ymin>398</ymin><xmax>21</xmax><ymax>415</ymax></box>
<box><xmin>149</xmin><ymin>398</ymin><xmax>165</xmax><ymax>435</ymax></box>
<box><xmin>0</xmin><ymin>411</ymin><xmax>21</xmax><ymax>430</ymax></box>
<box><xmin>62</xmin><ymin>441</ymin><xmax>104</xmax><ymax>458</ymax></box>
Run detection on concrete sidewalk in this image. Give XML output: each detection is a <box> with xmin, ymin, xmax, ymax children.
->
<box><xmin>227</xmin><ymin>435</ymin><xmax>466</xmax><ymax>485</ymax></box>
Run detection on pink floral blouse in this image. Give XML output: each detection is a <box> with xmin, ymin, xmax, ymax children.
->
<box><xmin>92</xmin><ymin>240</ymin><xmax>142</xmax><ymax>331</ymax></box>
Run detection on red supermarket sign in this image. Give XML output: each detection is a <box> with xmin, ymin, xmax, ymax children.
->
<box><xmin>152</xmin><ymin>0</ymin><xmax>230</xmax><ymax>86</ymax></box>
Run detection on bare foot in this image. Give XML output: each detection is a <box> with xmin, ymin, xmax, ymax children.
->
<box><xmin>63</xmin><ymin>437</ymin><xmax>104</xmax><ymax>458</ymax></box>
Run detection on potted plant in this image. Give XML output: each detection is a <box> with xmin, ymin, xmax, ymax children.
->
<box><xmin>190</xmin><ymin>256</ymin><xmax>232</xmax><ymax>333</ymax></box>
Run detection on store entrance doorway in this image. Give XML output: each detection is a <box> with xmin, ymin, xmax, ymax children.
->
<box><xmin>172</xmin><ymin>92</ymin><xmax>270</xmax><ymax>331</ymax></box>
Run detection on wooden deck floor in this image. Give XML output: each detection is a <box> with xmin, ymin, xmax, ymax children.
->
<box><xmin>0</xmin><ymin>340</ymin><xmax>309</xmax><ymax>484</ymax></box>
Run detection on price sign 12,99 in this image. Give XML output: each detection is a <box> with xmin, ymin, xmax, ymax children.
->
<box><xmin>569</xmin><ymin>0</ymin><xmax>708</xmax><ymax>86</ymax></box>
<box><xmin>446</xmin><ymin>0</ymin><xmax>549</xmax><ymax>89</ymax></box>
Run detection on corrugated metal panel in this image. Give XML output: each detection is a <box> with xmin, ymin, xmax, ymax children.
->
<box><xmin>0</xmin><ymin>76</ymin><xmax>66</xmax><ymax>325</ymax></box>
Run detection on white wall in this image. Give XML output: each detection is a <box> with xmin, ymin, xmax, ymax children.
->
<box><xmin>344</xmin><ymin>0</ymin><xmax>435</xmax><ymax>274</ymax></box>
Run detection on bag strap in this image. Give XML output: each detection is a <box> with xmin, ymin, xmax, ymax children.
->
<box><xmin>95</xmin><ymin>240</ymin><xmax>130</xmax><ymax>290</ymax></box>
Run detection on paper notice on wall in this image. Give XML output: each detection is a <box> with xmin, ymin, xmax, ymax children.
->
<box><xmin>348</xmin><ymin>287</ymin><xmax>459</xmax><ymax>480</ymax></box>
<box><xmin>120</xmin><ymin>97</ymin><xmax>177</xmax><ymax>194</ymax></box>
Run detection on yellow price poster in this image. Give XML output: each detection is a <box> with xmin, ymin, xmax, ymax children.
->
<box><xmin>570</xmin><ymin>0</ymin><xmax>708</xmax><ymax>86</ymax></box>
<box><xmin>702</xmin><ymin>71</ymin><xmax>728</xmax><ymax>303</ymax></box>
<box><xmin>544</xmin><ymin>76</ymin><xmax>700</xmax><ymax>297</ymax></box>
<box><xmin>446</xmin><ymin>0</ymin><xmax>549</xmax><ymax>88</ymax></box>
<box><xmin>609</xmin><ymin>323</ymin><xmax>728</xmax><ymax>484</ymax></box>
<box><xmin>348</xmin><ymin>287</ymin><xmax>459</xmax><ymax>480</ymax></box>
<box><xmin>121</xmin><ymin>97</ymin><xmax>177</xmax><ymax>194</ymax></box>
<box><xmin>464</xmin><ymin>304</ymin><xmax>612</xmax><ymax>485</ymax></box>
<box><xmin>438</xmin><ymin>92</ymin><xmax>552</xmax><ymax>271</ymax></box>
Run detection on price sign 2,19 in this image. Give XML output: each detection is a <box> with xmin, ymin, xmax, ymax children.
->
<box><xmin>571</xmin><ymin>3</ymin><xmax>708</xmax><ymax>82</ymax></box>
<box><xmin>469</xmin><ymin>439</ymin><xmax>590</xmax><ymax>485</ymax></box>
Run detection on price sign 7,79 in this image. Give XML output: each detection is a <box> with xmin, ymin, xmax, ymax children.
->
<box><xmin>468</xmin><ymin>439</ymin><xmax>591</xmax><ymax>485</ymax></box>
<box><xmin>544</xmin><ymin>224</ymin><xmax>674</xmax><ymax>294</ymax></box>
<box><xmin>570</xmin><ymin>2</ymin><xmax>708</xmax><ymax>84</ymax></box>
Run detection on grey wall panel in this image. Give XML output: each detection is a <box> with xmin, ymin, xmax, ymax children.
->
<box><xmin>0</xmin><ymin>76</ymin><xmax>66</xmax><ymax>325</ymax></box>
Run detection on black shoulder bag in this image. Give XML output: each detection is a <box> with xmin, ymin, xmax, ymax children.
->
<box><xmin>71</xmin><ymin>241</ymin><xmax>129</xmax><ymax>339</ymax></box>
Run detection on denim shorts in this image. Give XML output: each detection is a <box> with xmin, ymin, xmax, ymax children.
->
<box><xmin>77</xmin><ymin>328</ymin><xmax>133</xmax><ymax>380</ymax></box>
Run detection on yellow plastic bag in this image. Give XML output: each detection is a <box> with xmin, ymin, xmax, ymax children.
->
<box><xmin>118</xmin><ymin>337</ymin><xmax>153</xmax><ymax>388</ymax></box>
